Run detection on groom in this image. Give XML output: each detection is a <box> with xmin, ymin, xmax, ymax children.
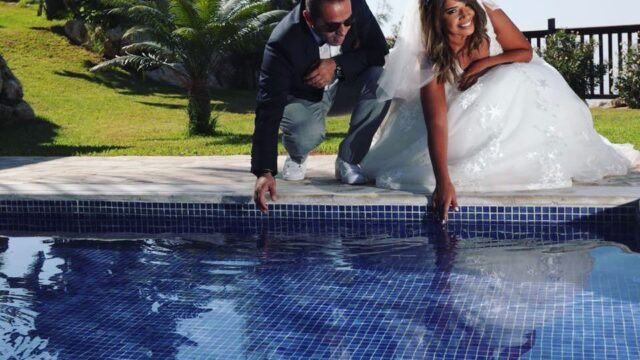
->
<box><xmin>251</xmin><ymin>0</ymin><xmax>390</xmax><ymax>212</ymax></box>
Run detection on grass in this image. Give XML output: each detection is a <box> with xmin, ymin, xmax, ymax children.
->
<box><xmin>0</xmin><ymin>2</ymin><xmax>638</xmax><ymax>156</ymax></box>
<box><xmin>0</xmin><ymin>2</ymin><xmax>348</xmax><ymax>156</ymax></box>
<box><xmin>592</xmin><ymin>108</ymin><xmax>640</xmax><ymax>147</ymax></box>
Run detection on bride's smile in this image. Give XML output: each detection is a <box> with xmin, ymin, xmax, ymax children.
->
<box><xmin>443</xmin><ymin>0</ymin><xmax>477</xmax><ymax>37</ymax></box>
<box><xmin>459</xmin><ymin>21</ymin><xmax>473</xmax><ymax>28</ymax></box>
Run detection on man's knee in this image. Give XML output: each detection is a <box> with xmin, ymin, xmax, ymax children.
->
<box><xmin>294</xmin><ymin>122</ymin><xmax>326</xmax><ymax>150</ymax></box>
<box><xmin>282</xmin><ymin>102</ymin><xmax>311</xmax><ymax>129</ymax></box>
<box><xmin>284</xmin><ymin>128</ymin><xmax>325</xmax><ymax>160</ymax></box>
<box><xmin>281</xmin><ymin>105</ymin><xmax>326</xmax><ymax>156</ymax></box>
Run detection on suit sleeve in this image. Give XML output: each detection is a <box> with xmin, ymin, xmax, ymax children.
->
<box><xmin>251</xmin><ymin>42</ymin><xmax>293</xmax><ymax>177</ymax></box>
<box><xmin>333</xmin><ymin>0</ymin><xmax>389</xmax><ymax>81</ymax></box>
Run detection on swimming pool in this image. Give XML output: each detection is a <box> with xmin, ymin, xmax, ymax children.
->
<box><xmin>1</xmin><ymin>217</ymin><xmax>639</xmax><ymax>359</ymax></box>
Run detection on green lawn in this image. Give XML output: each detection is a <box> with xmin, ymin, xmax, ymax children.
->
<box><xmin>0</xmin><ymin>3</ymin><xmax>348</xmax><ymax>156</ymax></box>
<box><xmin>592</xmin><ymin>108</ymin><xmax>640</xmax><ymax>147</ymax></box>
<box><xmin>0</xmin><ymin>2</ymin><xmax>638</xmax><ymax>156</ymax></box>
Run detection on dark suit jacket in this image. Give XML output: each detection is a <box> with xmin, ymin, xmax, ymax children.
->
<box><xmin>250</xmin><ymin>0</ymin><xmax>389</xmax><ymax>176</ymax></box>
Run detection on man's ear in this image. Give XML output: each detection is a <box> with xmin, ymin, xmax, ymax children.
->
<box><xmin>302</xmin><ymin>9</ymin><xmax>314</xmax><ymax>28</ymax></box>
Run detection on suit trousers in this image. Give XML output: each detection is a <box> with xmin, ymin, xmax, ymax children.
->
<box><xmin>280</xmin><ymin>66</ymin><xmax>391</xmax><ymax>165</ymax></box>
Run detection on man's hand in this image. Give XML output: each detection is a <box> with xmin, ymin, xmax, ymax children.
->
<box><xmin>304</xmin><ymin>59</ymin><xmax>337</xmax><ymax>89</ymax></box>
<box><xmin>254</xmin><ymin>173</ymin><xmax>277</xmax><ymax>214</ymax></box>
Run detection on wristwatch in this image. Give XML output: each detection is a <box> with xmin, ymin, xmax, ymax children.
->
<box><xmin>335</xmin><ymin>64</ymin><xmax>344</xmax><ymax>81</ymax></box>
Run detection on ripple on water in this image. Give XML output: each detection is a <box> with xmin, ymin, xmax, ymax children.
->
<box><xmin>0</xmin><ymin>224</ymin><xmax>638</xmax><ymax>359</ymax></box>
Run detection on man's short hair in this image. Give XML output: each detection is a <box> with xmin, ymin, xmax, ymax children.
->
<box><xmin>305</xmin><ymin>0</ymin><xmax>347</xmax><ymax>19</ymax></box>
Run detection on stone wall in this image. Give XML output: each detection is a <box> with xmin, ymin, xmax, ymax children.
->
<box><xmin>0</xmin><ymin>54</ymin><xmax>35</xmax><ymax>125</ymax></box>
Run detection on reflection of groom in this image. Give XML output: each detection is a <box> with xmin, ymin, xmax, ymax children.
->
<box><xmin>251</xmin><ymin>0</ymin><xmax>390</xmax><ymax>212</ymax></box>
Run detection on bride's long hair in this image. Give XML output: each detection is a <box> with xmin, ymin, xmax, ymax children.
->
<box><xmin>420</xmin><ymin>0</ymin><xmax>489</xmax><ymax>84</ymax></box>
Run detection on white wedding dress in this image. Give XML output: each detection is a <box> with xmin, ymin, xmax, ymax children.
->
<box><xmin>361</xmin><ymin>1</ymin><xmax>640</xmax><ymax>193</ymax></box>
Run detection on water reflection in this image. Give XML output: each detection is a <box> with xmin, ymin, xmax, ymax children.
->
<box><xmin>0</xmin><ymin>237</ymin><xmax>59</xmax><ymax>359</ymax></box>
<box><xmin>233</xmin><ymin>229</ymin><xmax>605</xmax><ymax>358</ymax></box>
<box><xmin>0</xmin><ymin>223</ymin><xmax>638</xmax><ymax>359</ymax></box>
<box><xmin>444</xmin><ymin>234</ymin><xmax>595</xmax><ymax>356</ymax></box>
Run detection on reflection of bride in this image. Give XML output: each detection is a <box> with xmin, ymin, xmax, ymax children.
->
<box><xmin>372</xmin><ymin>231</ymin><xmax>598</xmax><ymax>357</ymax></box>
<box><xmin>362</xmin><ymin>0</ymin><xmax>640</xmax><ymax>219</ymax></box>
<box><xmin>445</xmin><ymin>238</ymin><xmax>596</xmax><ymax>351</ymax></box>
<box><xmin>238</xmin><ymin>230</ymin><xmax>599</xmax><ymax>358</ymax></box>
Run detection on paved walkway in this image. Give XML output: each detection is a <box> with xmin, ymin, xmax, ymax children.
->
<box><xmin>0</xmin><ymin>156</ymin><xmax>639</xmax><ymax>206</ymax></box>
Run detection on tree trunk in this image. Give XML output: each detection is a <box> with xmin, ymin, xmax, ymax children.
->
<box><xmin>187</xmin><ymin>79</ymin><xmax>213</xmax><ymax>136</ymax></box>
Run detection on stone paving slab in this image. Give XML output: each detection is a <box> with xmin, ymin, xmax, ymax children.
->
<box><xmin>0</xmin><ymin>156</ymin><xmax>639</xmax><ymax>206</ymax></box>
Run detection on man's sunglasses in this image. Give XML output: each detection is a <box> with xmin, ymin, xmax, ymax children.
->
<box><xmin>317</xmin><ymin>15</ymin><xmax>355</xmax><ymax>33</ymax></box>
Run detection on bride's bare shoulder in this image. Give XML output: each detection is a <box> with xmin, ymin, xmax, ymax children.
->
<box><xmin>484</xmin><ymin>6</ymin><xmax>531</xmax><ymax>52</ymax></box>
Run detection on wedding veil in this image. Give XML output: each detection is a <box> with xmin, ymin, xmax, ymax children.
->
<box><xmin>377</xmin><ymin>0</ymin><xmax>501</xmax><ymax>101</ymax></box>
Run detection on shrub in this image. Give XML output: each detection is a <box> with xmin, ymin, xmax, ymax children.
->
<box><xmin>37</xmin><ymin>0</ymin><xmax>113</xmax><ymax>24</ymax></box>
<box><xmin>37</xmin><ymin>0</ymin><xmax>67</xmax><ymax>20</ymax></box>
<box><xmin>18</xmin><ymin>0</ymin><xmax>39</xmax><ymax>8</ymax></box>
<box><xmin>541</xmin><ymin>30</ymin><xmax>607</xmax><ymax>99</ymax></box>
<box><xmin>617</xmin><ymin>44</ymin><xmax>640</xmax><ymax>109</ymax></box>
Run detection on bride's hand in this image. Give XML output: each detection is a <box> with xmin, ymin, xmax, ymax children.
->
<box><xmin>431</xmin><ymin>180</ymin><xmax>459</xmax><ymax>224</ymax></box>
<box><xmin>459</xmin><ymin>58</ymin><xmax>492</xmax><ymax>91</ymax></box>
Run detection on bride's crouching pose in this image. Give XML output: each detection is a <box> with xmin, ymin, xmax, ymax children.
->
<box><xmin>361</xmin><ymin>0</ymin><xmax>640</xmax><ymax>220</ymax></box>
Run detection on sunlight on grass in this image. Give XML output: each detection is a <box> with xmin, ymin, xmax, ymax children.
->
<box><xmin>0</xmin><ymin>2</ymin><xmax>638</xmax><ymax>156</ymax></box>
<box><xmin>593</xmin><ymin>108</ymin><xmax>640</xmax><ymax>147</ymax></box>
<box><xmin>0</xmin><ymin>2</ymin><xmax>353</xmax><ymax>156</ymax></box>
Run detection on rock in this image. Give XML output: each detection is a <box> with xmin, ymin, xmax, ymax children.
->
<box><xmin>587</xmin><ymin>100</ymin><xmax>607</xmax><ymax>108</ymax></box>
<box><xmin>0</xmin><ymin>104</ymin><xmax>15</xmax><ymax>124</ymax></box>
<box><xmin>2</xmin><ymin>79</ymin><xmax>23</xmax><ymax>103</ymax></box>
<box><xmin>144</xmin><ymin>65</ymin><xmax>190</xmax><ymax>88</ymax></box>
<box><xmin>13</xmin><ymin>101</ymin><xmax>35</xmax><ymax>121</ymax></box>
<box><xmin>211</xmin><ymin>62</ymin><xmax>233</xmax><ymax>88</ymax></box>
<box><xmin>102</xmin><ymin>26</ymin><xmax>126</xmax><ymax>58</ymax></box>
<box><xmin>611</xmin><ymin>98</ymin><xmax>627</xmax><ymax>108</ymax></box>
<box><xmin>64</xmin><ymin>20</ymin><xmax>89</xmax><ymax>45</ymax></box>
<box><xmin>105</xmin><ymin>26</ymin><xmax>125</xmax><ymax>43</ymax></box>
<box><xmin>1</xmin><ymin>67</ymin><xmax>13</xmax><ymax>81</ymax></box>
<box><xmin>121</xmin><ymin>28</ymin><xmax>151</xmax><ymax>47</ymax></box>
<box><xmin>145</xmin><ymin>66</ymin><xmax>225</xmax><ymax>89</ymax></box>
<box><xmin>0</xmin><ymin>55</ymin><xmax>35</xmax><ymax>123</ymax></box>
<box><xmin>587</xmin><ymin>98</ymin><xmax>629</xmax><ymax>109</ymax></box>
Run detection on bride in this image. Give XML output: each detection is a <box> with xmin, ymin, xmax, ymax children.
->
<box><xmin>361</xmin><ymin>0</ymin><xmax>640</xmax><ymax>221</ymax></box>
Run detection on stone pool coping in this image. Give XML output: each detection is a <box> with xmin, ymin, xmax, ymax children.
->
<box><xmin>0</xmin><ymin>156</ymin><xmax>639</xmax><ymax>207</ymax></box>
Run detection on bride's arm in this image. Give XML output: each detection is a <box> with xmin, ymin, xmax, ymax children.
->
<box><xmin>459</xmin><ymin>8</ymin><xmax>533</xmax><ymax>90</ymax></box>
<box><xmin>483</xmin><ymin>8</ymin><xmax>533</xmax><ymax>66</ymax></box>
<box><xmin>421</xmin><ymin>80</ymin><xmax>458</xmax><ymax>223</ymax></box>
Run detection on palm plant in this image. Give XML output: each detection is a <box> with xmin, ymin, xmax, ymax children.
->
<box><xmin>91</xmin><ymin>0</ymin><xmax>286</xmax><ymax>136</ymax></box>
<box><xmin>224</xmin><ymin>0</ymin><xmax>293</xmax><ymax>88</ymax></box>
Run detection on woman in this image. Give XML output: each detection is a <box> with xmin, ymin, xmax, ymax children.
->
<box><xmin>361</xmin><ymin>0</ymin><xmax>640</xmax><ymax>221</ymax></box>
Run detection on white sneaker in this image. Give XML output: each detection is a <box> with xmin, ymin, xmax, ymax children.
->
<box><xmin>282</xmin><ymin>156</ymin><xmax>307</xmax><ymax>181</ymax></box>
<box><xmin>335</xmin><ymin>158</ymin><xmax>367</xmax><ymax>185</ymax></box>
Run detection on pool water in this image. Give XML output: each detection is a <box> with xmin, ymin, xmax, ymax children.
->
<box><xmin>1</xmin><ymin>222</ymin><xmax>639</xmax><ymax>359</ymax></box>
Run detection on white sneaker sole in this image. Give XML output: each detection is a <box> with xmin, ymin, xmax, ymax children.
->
<box><xmin>282</xmin><ymin>172</ymin><xmax>305</xmax><ymax>181</ymax></box>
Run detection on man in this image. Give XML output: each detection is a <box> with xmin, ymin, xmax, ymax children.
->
<box><xmin>251</xmin><ymin>0</ymin><xmax>390</xmax><ymax>213</ymax></box>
